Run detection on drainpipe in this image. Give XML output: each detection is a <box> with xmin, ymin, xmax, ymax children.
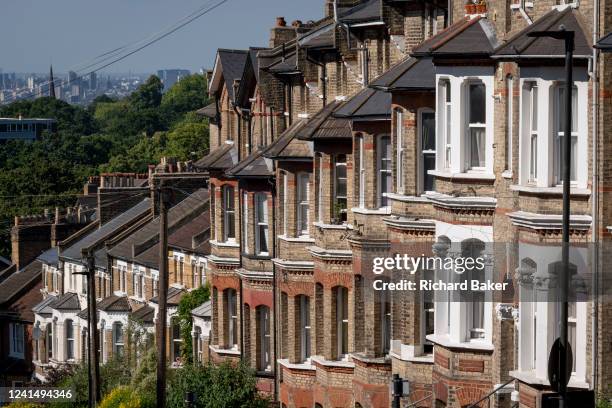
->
<box><xmin>591</xmin><ymin>0</ymin><xmax>600</xmax><ymax>393</ymax></box>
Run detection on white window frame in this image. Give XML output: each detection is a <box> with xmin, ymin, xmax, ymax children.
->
<box><xmin>226</xmin><ymin>289</ymin><xmax>238</xmax><ymax>349</ymax></box>
<box><xmin>377</xmin><ymin>135</ymin><xmax>392</xmax><ymax>208</ymax></box>
<box><xmin>317</xmin><ymin>155</ymin><xmax>324</xmax><ymax>222</ymax></box>
<box><xmin>419</xmin><ymin>108</ymin><xmax>436</xmax><ymax>194</ymax></box>
<box><xmin>9</xmin><ymin>322</ymin><xmax>25</xmax><ymax>358</ymax></box>
<box><xmin>258</xmin><ymin>306</ymin><xmax>272</xmax><ymax>372</ymax></box>
<box><xmin>296</xmin><ymin>173</ymin><xmax>310</xmax><ymax>237</ymax></box>
<box><xmin>112</xmin><ymin>322</ymin><xmax>124</xmax><ymax>357</ymax></box>
<box><xmin>553</xmin><ymin>84</ymin><xmax>578</xmax><ymax>185</ymax></box>
<box><xmin>335</xmin><ymin>286</ymin><xmax>349</xmax><ymax>360</ymax></box>
<box><xmin>465</xmin><ymin>81</ymin><xmax>487</xmax><ymax>171</ymax></box>
<box><xmin>65</xmin><ymin>319</ymin><xmax>75</xmax><ymax>360</ymax></box>
<box><xmin>242</xmin><ymin>191</ymin><xmax>249</xmax><ymax>250</ymax></box>
<box><xmin>298</xmin><ymin>295</ymin><xmax>311</xmax><ymax>363</ymax></box>
<box><xmin>281</xmin><ymin>173</ymin><xmax>288</xmax><ymax>236</ymax></box>
<box><xmin>440</xmin><ymin>79</ymin><xmax>452</xmax><ymax>170</ymax></box>
<box><xmin>526</xmin><ymin>82</ymin><xmax>538</xmax><ymax>183</ymax></box>
<box><xmin>357</xmin><ymin>135</ymin><xmax>366</xmax><ymax>207</ymax></box>
<box><xmin>255</xmin><ymin>193</ymin><xmax>269</xmax><ymax>256</ymax></box>
<box><xmin>333</xmin><ymin>155</ymin><xmax>348</xmax><ymax>222</ymax></box>
<box><xmin>396</xmin><ymin>111</ymin><xmax>405</xmax><ymax>194</ymax></box>
<box><xmin>222</xmin><ymin>185</ymin><xmax>236</xmax><ymax>242</ymax></box>
<box><xmin>506</xmin><ymin>75</ymin><xmax>513</xmax><ymax>172</ymax></box>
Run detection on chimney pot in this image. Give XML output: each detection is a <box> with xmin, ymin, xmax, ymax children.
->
<box><xmin>276</xmin><ymin>16</ymin><xmax>287</xmax><ymax>27</ymax></box>
<box><xmin>292</xmin><ymin>20</ymin><xmax>303</xmax><ymax>27</ymax></box>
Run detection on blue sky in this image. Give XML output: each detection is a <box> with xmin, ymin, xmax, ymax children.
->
<box><xmin>1</xmin><ymin>0</ymin><xmax>321</xmax><ymax>74</ymax></box>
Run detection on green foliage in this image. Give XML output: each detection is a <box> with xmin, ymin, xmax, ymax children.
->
<box><xmin>0</xmin><ymin>74</ymin><xmax>210</xmax><ymax>258</ymax></box>
<box><xmin>130</xmin><ymin>349</ymin><xmax>158</xmax><ymax>408</ymax></box>
<box><xmin>99</xmin><ymin>386</ymin><xmax>141</xmax><ymax>408</ymax></box>
<box><xmin>177</xmin><ymin>285</ymin><xmax>210</xmax><ymax>363</ymax></box>
<box><xmin>165</xmin><ymin>362</ymin><xmax>269</xmax><ymax>408</ymax></box>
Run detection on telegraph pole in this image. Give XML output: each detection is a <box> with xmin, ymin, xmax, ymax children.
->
<box><xmin>82</xmin><ymin>249</ymin><xmax>101</xmax><ymax>406</ymax></box>
<box><xmin>156</xmin><ymin>180</ymin><xmax>170</xmax><ymax>408</ymax></box>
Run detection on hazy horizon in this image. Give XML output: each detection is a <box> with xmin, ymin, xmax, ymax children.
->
<box><xmin>2</xmin><ymin>0</ymin><xmax>321</xmax><ymax>74</ymax></box>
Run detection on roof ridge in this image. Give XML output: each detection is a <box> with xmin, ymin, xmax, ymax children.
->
<box><xmin>420</xmin><ymin>17</ymin><xmax>475</xmax><ymax>53</ymax></box>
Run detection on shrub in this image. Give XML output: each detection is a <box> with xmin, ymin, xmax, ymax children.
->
<box><xmin>99</xmin><ymin>386</ymin><xmax>141</xmax><ymax>408</ymax></box>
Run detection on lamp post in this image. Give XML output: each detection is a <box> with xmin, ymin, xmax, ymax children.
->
<box><xmin>527</xmin><ymin>26</ymin><xmax>575</xmax><ymax>408</ymax></box>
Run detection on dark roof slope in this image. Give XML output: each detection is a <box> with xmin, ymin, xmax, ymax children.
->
<box><xmin>150</xmin><ymin>286</ymin><xmax>185</xmax><ymax>306</ymax></box>
<box><xmin>339</xmin><ymin>0</ymin><xmax>382</xmax><ymax>24</ymax></box>
<box><xmin>98</xmin><ymin>295</ymin><xmax>131</xmax><ymax>312</ymax></box>
<box><xmin>50</xmin><ymin>292</ymin><xmax>80</xmax><ymax>311</ymax></box>
<box><xmin>494</xmin><ymin>8</ymin><xmax>592</xmax><ymax>59</ymax></box>
<box><xmin>37</xmin><ymin>247</ymin><xmax>59</xmax><ymax>267</ymax></box>
<box><xmin>210</xmin><ymin>49</ymin><xmax>249</xmax><ymax>101</ymax></box>
<box><xmin>296</xmin><ymin>101</ymin><xmax>353</xmax><ymax>140</ymax></box>
<box><xmin>194</xmin><ymin>144</ymin><xmax>238</xmax><ymax>171</ymax></box>
<box><xmin>369</xmin><ymin>57</ymin><xmax>435</xmax><ymax>91</ymax></box>
<box><xmin>0</xmin><ymin>261</ymin><xmax>42</xmax><ymax>305</ymax></box>
<box><xmin>196</xmin><ymin>103</ymin><xmax>216</xmax><ymax>118</ymax></box>
<box><xmin>0</xmin><ymin>256</ymin><xmax>11</xmax><ymax>270</ymax></box>
<box><xmin>298</xmin><ymin>23</ymin><xmax>336</xmax><ymax>49</ymax></box>
<box><xmin>596</xmin><ymin>31</ymin><xmax>612</xmax><ymax>51</ymax></box>
<box><xmin>333</xmin><ymin>88</ymin><xmax>391</xmax><ymax>121</ymax></box>
<box><xmin>131</xmin><ymin>305</ymin><xmax>155</xmax><ymax>324</ymax></box>
<box><xmin>33</xmin><ymin>295</ymin><xmax>57</xmax><ymax>316</ymax></box>
<box><xmin>108</xmin><ymin>189</ymin><xmax>209</xmax><ymax>268</ymax></box>
<box><xmin>226</xmin><ymin>150</ymin><xmax>274</xmax><ymax>178</ymax></box>
<box><xmin>412</xmin><ymin>17</ymin><xmax>498</xmax><ymax>58</ymax></box>
<box><xmin>168</xmin><ymin>210</ymin><xmax>210</xmax><ymax>254</ymax></box>
<box><xmin>192</xmin><ymin>300</ymin><xmax>211</xmax><ymax>318</ymax></box>
<box><xmin>262</xmin><ymin>120</ymin><xmax>312</xmax><ymax>160</ymax></box>
<box><xmin>61</xmin><ymin>198</ymin><xmax>151</xmax><ymax>268</ymax></box>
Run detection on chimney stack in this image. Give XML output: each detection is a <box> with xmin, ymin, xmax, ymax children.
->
<box><xmin>269</xmin><ymin>16</ymin><xmax>297</xmax><ymax>48</ymax></box>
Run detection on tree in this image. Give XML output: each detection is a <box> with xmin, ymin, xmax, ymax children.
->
<box><xmin>161</xmin><ymin>74</ymin><xmax>209</xmax><ymax>125</ymax></box>
<box><xmin>165</xmin><ymin>362</ymin><xmax>269</xmax><ymax>408</ymax></box>
<box><xmin>176</xmin><ymin>285</ymin><xmax>210</xmax><ymax>363</ymax></box>
<box><xmin>130</xmin><ymin>76</ymin><xmax>163</xmax><ymax>110</ymax></box>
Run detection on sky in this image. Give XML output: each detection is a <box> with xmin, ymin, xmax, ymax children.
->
<box><xmin>1</xmin><ymin>0</ymin><xmax>322</xmax><ymax>75</ymax></box>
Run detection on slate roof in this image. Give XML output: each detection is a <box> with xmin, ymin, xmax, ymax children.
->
<box><xmin>265</xmin><ymin>53</ymin><xmax>300</xmax><ymax>75</ymax></box>
<box><xmin>0</xmin><ymin>255</ymin><xmax>11</xmax><ymax>270</ymax></box>
<box><xmin>298</xmin><ymin>23</ymin><xmax>336</xmax><ymax>49</ymax></box>
<box><xmin>49</xmin><ymin>292</ymin><xmax>80</xmax><ymax>311</ymax></box>
<box><xmin>333</xmin><ymin>88</ymin><xmax>391</xmax><ymax>121</ymax></box>
<box><xmin>596</xmin><ymin>31</ymin><xmax>612</xmax><ymax>51</ymax></box>
<box><xmin>369</xmin><ymin>57</ymin><xmax>435</xmax><ymax>91</ymax></box>
<box><xmin>99</xmin><ymin>295</ymin><xmax>131</xmax><ymax>312</ymax></box>
<box><xmin>37</xmin><ymin>247</ymin><xmax>59</xmax><ymax>267</ymax></box>
<box><xmin>194</xmin><ymin>144</ymin><xmax>238</xmax><ymax>171</ymax></box>
<box><xmin>108</xmin><ymin>189</ymin><xmax>209</xmax><ymax>268</ymax></box>
<box><xmin>339</xmin><ymin>0</ymin><xmax>382</xmax><ymax>25</ymax></box>
<box><xmin>296</xmin><ymin>101</ymin><xmax>353</xmax><ymax>140</ymax></box>
<box><xmin>494</xmin><ymin>8</ymin><xmax>592</xmax><ymax>59</ymax></box>
<box><xmin>192</xmin><ymin>300</ymin><xmax>211</xmax><ymax>318</ymax></box>
<box><xmin>235</xmin><ymin>47</ymin><xmax>268</xmax><ymax>107</ymax></box>
<box><xmin>60</xmin><ymin>198</ymin><xmax>151</xmax><ymax>269</ymax></box>
<box><xmin>168</xmin><ymin>210</ymin><xmax>211</xmax><ymax>254</ymax></box>
<box><xmin>131</xmin><ymin>305</ymin><xmax>155</xmax><ymax>324</ymax></box>
<box><xmin>0</xmin><ymin>261</ymin><xmax>42</xmax><ymax>305</ymax></box>
<box><xmin>150</xmin><ymin>286</ymin><xmax>185</xmax><ymax>306</ymax></box>
<box><xmin>225</xmin><ymin>149</ymin><xmax>274</xmax><ymax>178</ymax></box>
<box><xmin>33</xmin><ymin>295</ymin><xmax>57</xmax><ymax>316</ymax></box>
<box><xmin>412</xmin><ymin>17</ymin><xmax>498</xmax><ymax>58</ymax></box>
<box><xmin>262</xmin><ymin>120</ymin><xmax>312</xmax><ymax>160</ymax></box>
<box><xmin>209</xmin><ymin>49</ymin><xmax>249</xmax><ymax>101</ymax></box>
<box><xmin>196</xmin><ymin>103</ymin><xmax>217</xmax><ymax>118</ymax></box>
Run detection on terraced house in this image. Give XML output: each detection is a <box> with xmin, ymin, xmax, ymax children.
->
<box><xmin>196</xmin><ymin>0</ymin><xmax>612</xmax><ymax>407</ymax></box>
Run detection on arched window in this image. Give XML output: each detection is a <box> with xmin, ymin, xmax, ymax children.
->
<box><xmin>112</xmin><ymin>322</ymin><xmax>124</xmax><ymax>358</ymax></box>
<box><xmin>65</xmin><ymin>319</ymin><xmax>74</xmax><ymax>360</ymax></box>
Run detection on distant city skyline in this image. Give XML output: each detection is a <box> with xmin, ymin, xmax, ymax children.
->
<box><xmin>1</xmin><ymin>0</ymin><xmax>321</xmax><ymax>74</ymax></box>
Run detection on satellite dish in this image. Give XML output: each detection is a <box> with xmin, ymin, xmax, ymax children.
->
<box><xmin>548</xmin><ymin>337</ymin><xmax>573</xmax><ymax>393</ymax></box>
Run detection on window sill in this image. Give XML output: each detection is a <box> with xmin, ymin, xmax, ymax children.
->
<box><xmin>209</xmin><ymin>345</ymin><xmax>241</xmax><ymax>356</ymax></box>
<box><xmin>426</xmin><ymin>334</ymin><xmax>494</xmax><ymax>351</ymax></box>
<box><xmin>310</xmin><ymin>355</ymin><xmax>355</xmax><ymax>369</ymax></box>
<box><xmin>509</xmin><ymin>184</ymin><xmax>591</xmax><ymax>196</ymax></box>
<box><xmin>428</xmin><ymin>170</ymin><xmax>496</xmax><ymax>181</ymax></box>
<box><xmin>209</xmin><ymin>240</ymin><xmax>240</xmax><ymax>248</ymax></box>
<box><xmin>388</xmin><ymin>350</ymin><xmax>433</xmax><ymax>364</ymax></box>
<box><xmin>385</xmin><ymin>193</ymin><xmax>430</xmax><ymax>203</ymax></box>
<box><xmin>351</xmin><ymin>207</ymin><xmax>392</xmax><ymax>215</ymax></box>
<box><xmin>502</xmin><ymin>170</ymin><xmax>513</xmax><ymax>179</ymax></box>
<box><xmin>277</xmin><ymin>358</ymin><xmax>316</xmax><ymax>371</ymax></box>
<box><xmin>312</xmin><ymin>221</ymin><xmax>351</xmax><ymax>230</ymax></box>
<box><xmin>278</xmin><ymin>235</ymin><xmax>315</xmax><ymax>243</ymax></box>
<box><xmin>510</xmin><ymin>370</ymin><xmax>589</xmax><ymax>389</ymax></box>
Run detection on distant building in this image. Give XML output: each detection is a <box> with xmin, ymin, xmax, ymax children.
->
<box><xmin>89</xmin><ymin>72</ymin><xmax>97</xmax><ymax>91</ymax></box>
<box><xmin>157</xmin><ymin>69</ymin><xmax>190</xmax><ymax>89</ymax></box>
<box><xmin>0</xmin><ymin>118</ymin><xmax>56</xmax><ymax>142</ymax></box>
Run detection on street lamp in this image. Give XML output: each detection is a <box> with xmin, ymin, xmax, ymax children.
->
<box><xmin>526</xmin><ymin>25</ymin><xmax>575</xmax><ymax>408</ymax></box>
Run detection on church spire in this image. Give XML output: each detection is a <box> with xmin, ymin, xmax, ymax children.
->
<box><xmin>49</xmin><ymin>65</ymin><xmax>56</xmax><ymax>99</ymax></box>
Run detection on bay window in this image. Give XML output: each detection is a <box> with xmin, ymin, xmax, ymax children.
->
<box><xmin>396</xmin><ymin>110</ymin><xmax>405</xmax><ymax>194</ymax></box>
<box><xmin>223</xmin><ymin>185</ymin><xmax>235</xmax><ymax>242</ymax></box>
<box><xmin>66</xmin><ymin>319</ymin><xmax>74</xmax><ymax>360</ymax></box>
<box><xmin>334</xmin><ymin>155</ymin><xmax>347</xmax><ymax>222</ymax></box>
<box><xmin>357</xmin><ymin>135</ymin><xmax>366</xmax><ymax>207</ymax></box>
<box><xmin>112</xmin><ymin>322</ymin><xmax>124</xmax><ymax>357</ymax></box>
<box><xmin>257</xmin><ymin>306</ymin><xmax>271</xmax><ymax>371</ymax></box>
<box><xmin>172</xmin><ymin>319</ymin><xmax>182</xmax><ymax>362</ymax></box>
<box><xmin>226</xmin><ymin>289</ymin><xmax>238</xmax><ymax>349</ymax></box>
<box><xmin>255</xmin><ymin>193</ymin><xmax>269</xmax><ymax>255</ymax></box>
<box><xmin>462</xmin><ymin>239</ymin><xmax>486</xmax><ymax>340</ymax></box>
<box><xmin>440</xmin><ymin>79</ymin><xmax>451</xmax><ymax>169</ymax></box>
<box><xmin>526</xmin><ymin>83</ymin><xmax>538</xmax><ymax>183</ymax></box>
<box><xmin>297</xmin><ymin>295</ymin><xmax>311</xmax><ymax>362</ymax></box>
<box><xmin>46</xmin><ymin>323</ymin><xmax>53</xmax><ymax>359</ymax></box>
<box><xmin>281</xmin><ymin>173</ymin><xmax>287</xmax><ymax>235</ymax></box>
<box><xmin>10</xmin><ymin>322</ymin><xmax>24</xmax><ymax>358</ymax></box>
<box><xmin>297</xmin><ymin>173</ymin><xmax>310</xmax><ymax>236</ymax></box>
<box><xmin>377</xmin><ymin>136</ymin><xmax>392</xmax><ymax>208</ymax></box>
<box><xmin>420</xmin><ymin>109</ymin><xmax>436</xmax><ymax>192</ymax></box>
<box><xmin>467</xmin><ymin>82</ymin><xmax>486</xmax><ymax>170</ymax></box>
<box><xmin>334</xmin><ymin>286</ymin><xmax>349</xmax><ymax>359</ymax></box>
<box><xmin>554</xmin><ymin>85</ymin><xmax>578</xmax><ymax>184</ymax></box>
<box><xmin>243</xmin><ymin>191</ymin><xmax>249</xmax><ymax>248</ymax></box>
<box><xmin>317</xmin><ymin>154</ymin><xmax>324</xmax><ymax>222</ymax></box>
<box><xmin>506</xmin><ymin>75</ymin><xmax>513</xmax><ymax>171</ymax></box>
